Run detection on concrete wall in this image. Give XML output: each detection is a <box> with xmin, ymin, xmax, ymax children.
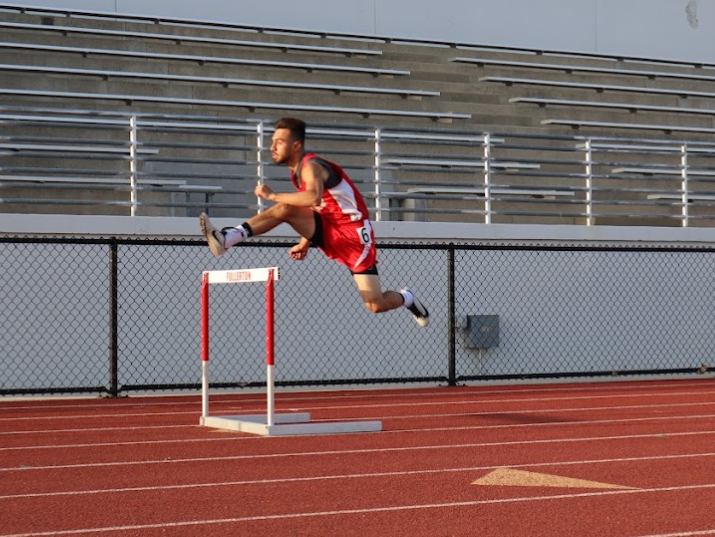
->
<box><xmin>15</xmin><ymin>0</ymin><xmax>715</xmax><ymax>64</ymax></box>
<box><xmin>6</xmin><ymin>213</ymin><xmax>715</xmax><ymax>242</ymax></box>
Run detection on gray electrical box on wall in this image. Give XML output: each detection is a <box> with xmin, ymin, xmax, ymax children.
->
<box><xmin>466</xmin><ymin>315</ymin><xmax>500</xmax><ymax>349</ymax></box>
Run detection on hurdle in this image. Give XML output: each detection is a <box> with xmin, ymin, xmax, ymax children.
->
<box><xmin>200</xmin><ymin>267</ymin><xmax>382</xmax><ymax>436</ymax></box>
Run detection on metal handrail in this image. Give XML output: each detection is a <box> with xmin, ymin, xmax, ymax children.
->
<box><xmin>3</xmin><ymin>107</ymin><xmax>715</xmax><ymax>225</ymax></box>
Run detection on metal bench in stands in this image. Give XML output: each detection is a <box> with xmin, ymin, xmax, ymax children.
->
<box><xmin>479</xmin><ymin>75</ymin><xmax>715</xmax><ymax>100</ymax></box>
<box><xmin>0</xmin><ymin>42</ymin><xmax>408</xmax><ymax>77</ymax></box>
<box><xmin>0</xmin><ymin>88</ymin><xmax>471</xmax><ymax>122</ymax></box>
<box><xmin>611</xmin><ymin>167</ymin><xmax>715</xmax><ymax>177</ymax></box>
<box><xmin>453</xmin><ymin>57</ymin><xmax>715</xmax><ymax>84</ymax></box>
<box><xmin>0</xmin><ymin>63</ymin><xmax>438</xmax><ymax>100</ymax></box>
<box><xmin>383</xmin><ymin>157</ymin><xmax>540</xmax><ymax>170</ymax></box>
<box><xmin>510</xmin><ymin>97</ymin><xmax>715</xmax><ymax>118</ymax></box>
<box><xmin>0</xmin><ymin>21</ymin><xmax>383</xmax><ymax>57</ymax></box>
<box><xmin>541</xmin><ymin>119</ymin><xmax>715</xmax><ymax>135</ymax></box>
<box><xmin>388</xmin><ymin>186</ymin><xmax>574</xmax><ymax>199</ymax></box>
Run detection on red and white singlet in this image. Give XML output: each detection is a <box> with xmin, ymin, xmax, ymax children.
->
<box><xmin>291</xmin><ymin>153</ymin><xmax>377</xmax><ymax>273</ymax></box>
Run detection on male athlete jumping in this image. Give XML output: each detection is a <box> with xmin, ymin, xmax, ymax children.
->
<box><xmin>199</xmin><ymin>117</ymin><xmax>429</xmax><ymax>327</ymax></box>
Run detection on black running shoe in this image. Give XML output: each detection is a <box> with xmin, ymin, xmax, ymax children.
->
<box><xmin>199</xmin><ymin>213</ymin><xmax>227</xmax><ymax>257</ymax></box>
<box><xmin>402</xmin><ymin>287</ymin><xmax>430</xmax><ymax>327</ymax></box>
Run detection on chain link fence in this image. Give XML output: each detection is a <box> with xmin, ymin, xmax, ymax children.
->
<box><xmin>1</xmin><ymin>237</ymin><xmax>713</xmax><ymax>395</ymax></box>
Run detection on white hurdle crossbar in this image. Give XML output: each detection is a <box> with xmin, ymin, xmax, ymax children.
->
<box><xmin>200</xmin><ymin>267</ymin><xmax>381</xmax><ymax>436</ymax></box>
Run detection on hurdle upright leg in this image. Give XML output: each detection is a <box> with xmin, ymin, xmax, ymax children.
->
<box><xmin>201</xmin><ymin>272</ymin><xmax>210</xmax><ymax>423</ymax></box>
<box><xmin>266</xmin><ymin>269</ymin><xmax>275</xmax><ymax>427</ymax></box>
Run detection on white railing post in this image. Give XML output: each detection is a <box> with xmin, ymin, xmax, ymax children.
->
<box><xmin>681</xmin><ymin>143</ymin><xmax>689</xmax><ymax>227</ymax></box>
<box><xmin>374</xmin><ymin>128</ymin><xmax>383</xmax><ymax>222</ymax></box>
<box><xmin>256</xmin><ymin>121</ymin><xmax>266</xmax><ymax>214</ymax></box>
<box><xmin>483</xmin><ymin>132</ymin><xmax>492</xmax><ymax>224</ymax></box>
<box><xmin>584</xmin><ymin>138</ymin><xmax>594</xmax><ymax>226</ymax></box>
<box><xmin>129</xmin><ymin>115</ymin><xmax>138</xmax><ymax>217</ymax></box>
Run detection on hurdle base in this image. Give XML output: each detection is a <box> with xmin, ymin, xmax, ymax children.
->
<box><xmin>201</xmin><ymin>413</ymin><xmax>382</xmax><ymax>436</ymax></box>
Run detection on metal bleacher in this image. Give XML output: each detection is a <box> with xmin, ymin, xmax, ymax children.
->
<box><xmin>0</xmin><ymin>4</ymin><xmax>478</xmax><ymax>128</ymax></box>
<box><xmin>3</xmin><ymin>107</ymin><xmax>715</xmax><ymax>226</ymax></box>
<box><xmin>0</xmin><ymin>88</ymin><xmax>470</xmax><ymax>122</ymax></box>
<box><xmin>452</xmin><ymin>56</ymin><xmax>715</xmax><ymax>84</ymax></box>
<box><xmin>3</xmin><ymin>4</ymin><xmax>715</xmax><ymax>226</ymax></box>
<box><xmin>0</xmin><ymin>42</ymin><xmax>409</xmax><ymax>77</ymax></box>
<box><xmin>541</xmin><ymin>119</ymin><xmax>715</xmax><ymax>136</ymax></box>
<box><xmin>510</xmin><ymin>97</ymin><xmax>715</xmax><ymax>119</ymax></box>
<box><xmin>0</xmin><ymin>20</ymin><xmax>385</xmax><ymax>57</ymax></box>
<box><xmin>0</xmin><ymin>64</ymin><xmax>439</xmax><ymax>99</ymax></box>
<box><xmin>478</xmin><ymin>76</ymin><xmax>715</xmax><ymax>102</ymax></box>
<box><xmin>451</xmin><ymin>44</ymin><xmax>715</xmax><ymax>141</ymax></box>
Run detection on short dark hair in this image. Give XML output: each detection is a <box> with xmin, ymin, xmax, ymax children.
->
<box><xmin>274</xmin><ymin>117</ymin><xmax>306</xmax><ymax>145</ymax></box>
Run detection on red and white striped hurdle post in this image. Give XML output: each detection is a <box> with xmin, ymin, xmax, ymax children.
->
<box><xmin>200</xmin><ymin>266</ymin><xmax>381</xmax><ymax>437</ymax></box>
<box><xmin>201</xmin><ymin>270</ymin><xmax>210</xmax><ymax>419</ymax></box>
<box><xmin>265</xmin><ymin>267</ymin><xmax>275</xmax><ymax>425</ymax></box>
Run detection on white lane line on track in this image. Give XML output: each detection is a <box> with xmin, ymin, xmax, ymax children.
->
<box><xmin>0</xmin><ymin>425</ymin><xmax>191</xmax><ymax>436</ymax></box>
<box><xmin>3</xmin><ymin>411</ymin><xmax>715</xmax><ymax>452</ymax></box>
<box><xmin>622</xmin><ymin>530</ymin><xmax>715</xmax><ymax>537</ymax></box>
<box><xmin>2</xmin><ymin>450</ymin><xmax>715</xmax><ymax>501</ymax></box>
<box><xmin>2</xmin><ymin>428</ymin><xmax>715</xmax><ymax>472</ymax></box>
<box><xmin>0</xmin><ymin>401</ymin><xmax>715</xmax><ymax>440</ymax></box>
<box><xmin>0</xmin><ymin>381</ymin><xmax>706</xmax><ymax>412</ymax></box>
<box><xmin>2</xmin><ymin>389</ymin><xmax>715</xmax><ymax>423</ymax></box>
<box><xmin>348</xmin><ymin>400</ymin><xmax>715</xmax><ymax>424</ymax></box>
<box><xmin>3</xmin><ymin>483</ymin><xmax>715</xmax><ymax>536</ymax></box>
<box><xmin>2</xmin><ymin>399</ymin><xmax>714</xmax><ymax>437</ymax></box>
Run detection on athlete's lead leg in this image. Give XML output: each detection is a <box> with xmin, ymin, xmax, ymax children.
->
<box><xmin>199</xmin><ymin>204</ymin><xmax>316</xmax><ymax>257</ymax></box>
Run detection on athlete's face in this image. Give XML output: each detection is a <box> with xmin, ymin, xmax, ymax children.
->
<box><xmin>270</xmin><ymin>128</ymin><xmax>301</xmax><ymax>165</ymax></box>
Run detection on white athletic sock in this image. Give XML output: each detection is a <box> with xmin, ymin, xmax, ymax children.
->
<box><xmin>399</xmin><ymin>289</ymin><xmax>414</xmax><ymax>308</ymax></box>
<box><xmin>224</xmin><ymin>226</ymin><xmax>249</xmax><ymax>248</ymax></box>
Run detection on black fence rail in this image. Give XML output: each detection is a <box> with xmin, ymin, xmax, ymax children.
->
<box><xmin>1</xmin><ymin>236</ymin><xmax>713</xmax><ymax>396</ymax></box>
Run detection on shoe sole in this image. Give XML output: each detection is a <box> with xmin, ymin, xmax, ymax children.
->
<box><xmin>412</xmin><ymin>301</ymin><xmax>430</xmax><ymax>327</ymax></box>
<box><xmin>199</xmin><ymin>213</ymin><xmax>226</xmax><ymax>257</ymax></box>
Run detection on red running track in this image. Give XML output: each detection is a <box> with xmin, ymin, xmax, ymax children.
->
<box><xmin>1</xmin><ymin>379</ymin><xmax>715</xmax><ymax>537</ymax></box>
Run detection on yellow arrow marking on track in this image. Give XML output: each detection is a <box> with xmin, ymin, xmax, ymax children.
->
<box><xmin>472</xmin><ymin>469</ymin><xmax>635</xmax><ymax>489</ymax></box>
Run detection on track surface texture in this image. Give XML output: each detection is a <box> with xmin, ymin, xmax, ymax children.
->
<box><xmin>2</xmin><ymin>379</ymin><xmax>715</xmax><ymax>537</ymax></box>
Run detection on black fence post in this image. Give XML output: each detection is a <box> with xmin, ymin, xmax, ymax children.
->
<box><xmin>447</xmin><ymin>245</ymin><xmax>456</xmax><ymax>386</ymax></box>
<box><xmin>109</xmin><ymin>240</ymin><xmax>119</xmax><ymax>397</ymax></box>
